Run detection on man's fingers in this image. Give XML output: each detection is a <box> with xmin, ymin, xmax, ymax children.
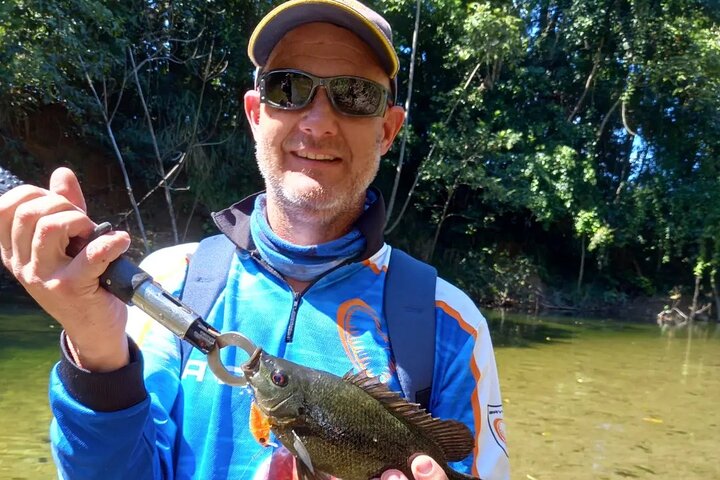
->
<box><xmin>32</xmin><ymin>210</ymin><xmax>98</xmax><ymax>268</ymax></box>
<box><xmin>410</xmin><ymin>455</ymin><xmax>447</xmax><ymax>480</ymax></box>
<box><xmin>0</xmin><ymin>185</ymin><xmax>46</xmax><ymax>257</ymax></box>
<box><xmin>65</xmin><ymin>229</ymin><xmax>131</xmax><ymax>283</ymax></box>
<box><xmin>378</xmin><ymin>455</ymin><xmax>448</xmax><ymax>480</ymax></box>
<box><xmin>10</xmin><ymin>193</ymin><xmax>86</xmax><ymax>268</ymax></box>
<box><xmin>379</xmin><ymin>470</ymin><xmax>406</xmax><ymax>480</ymax></box>
<box><xmin>49</xmin><ymin>167</ymin><xmax>87</xmax><ymax>213</ymax></box>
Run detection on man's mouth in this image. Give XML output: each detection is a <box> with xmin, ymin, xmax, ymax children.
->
<box><xmin>294</xmin><ymin>151</ymin><xmax>339</xmax><ymax>162</ymax></box>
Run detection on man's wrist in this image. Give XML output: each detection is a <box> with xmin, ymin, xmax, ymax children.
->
<box><xmin>58</xmin><ymin>331</ymin><xmax>147</xmax><ymax>412</ymax></box>
<box><xmin>65</xmin><ymin>331</ymin><xmax>130</xmax><ymax>372</ymax></box>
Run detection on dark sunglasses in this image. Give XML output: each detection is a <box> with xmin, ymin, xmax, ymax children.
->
<box><xmin>258</xmin><ymin>69</ymin><xmax>391</xmax><ymax>117</ymax></box>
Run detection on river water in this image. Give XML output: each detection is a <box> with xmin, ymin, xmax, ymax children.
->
<box><xmin>0</xmin><ymin>304</ymin><xmax>718</xmax><ymax>479</ymax></box>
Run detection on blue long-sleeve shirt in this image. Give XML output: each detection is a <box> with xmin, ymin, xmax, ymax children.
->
<box><xmin>49</xmin><ymin>195</ymin><xmax>509</xmax><ymax>480</ymax></box>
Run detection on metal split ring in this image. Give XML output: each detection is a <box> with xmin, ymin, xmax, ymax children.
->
<box><xmin>206</xmin><ymin>331</ymin><xmax>257</xmax><ymax>387</ymax></box>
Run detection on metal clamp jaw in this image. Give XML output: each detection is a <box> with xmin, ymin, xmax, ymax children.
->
<box><xmin>206</xmin><ymin>332</ymin><xmax>258</xmax><ymax>386</ymax></box>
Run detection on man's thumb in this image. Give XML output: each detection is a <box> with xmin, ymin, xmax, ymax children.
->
<box><xmin>50</xmin><ymin>167</ymin><xmax>87</xmax><ymax>213</ymax></box>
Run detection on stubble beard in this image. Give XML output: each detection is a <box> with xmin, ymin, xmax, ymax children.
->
<box><xmin>255</xmin><ymin>140</ymin><xmax>380</xmax><ymax>226</ymax></box>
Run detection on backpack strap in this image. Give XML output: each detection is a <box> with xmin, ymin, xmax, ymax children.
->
<box><xmin>179</xmin><ymin>234</ymin><xmax>236</xmax><ymax>373</ymax></box>
<box><xmin>384</xmin><ymin>248</ymin><xmax>438</xmax><ymax>410</ymax></box>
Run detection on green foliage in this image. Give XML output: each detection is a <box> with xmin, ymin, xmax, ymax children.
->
<box><xmin>453</xmin><ymin>2</ymin><xmax>525</xmax><ymax>68</ymax></box>
<box><xmin>628</xmin><ymin>275</ymin><xmax>656</xmax><ymax>297</ymax></box>
<box><xmin>575</xmin><ymin>210</ymin><xmax>613</xmax><ymax>252</ymax></box>
<box><xmin>442</xmin><ymin>247</ymin><xmax>539</xmax><ymax>307</ymax></box>
<box><xmin>1</xmin><ymin>0</ymin><xmax>718</xmax><ymax>309</ymax></box>
<box><xmin>0</xmin><ymin>0</ymin><xmax>264</xmax><ymax>214</ymax></box>
<box><xmin>384</xmin><ymin>0</ymin><xmax>720</xmax><ymax>307</ymax></box>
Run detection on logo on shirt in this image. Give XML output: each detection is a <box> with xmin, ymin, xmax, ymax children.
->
<box><xmin>487</xmin><ymin>404</ymin><xmax>508</xmax><ymax>457</ymax></box>
<box><xmin>336</xmin><ymin>298</ymin><xmax>394</xmax><ymax>384</ymax></box>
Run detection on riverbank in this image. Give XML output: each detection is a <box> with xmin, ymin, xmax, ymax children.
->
<box><xmin>0</xmin><ymin>243</ymin><xmax>706</xmax><ymax>328</ymax></box>
<box><xmin>1</xmin><ymin>272</ymin><xmax>694</xmax><ymax>326</ymax></box>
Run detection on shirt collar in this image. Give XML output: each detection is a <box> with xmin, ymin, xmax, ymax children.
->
<box><xmin>211</xmin><ymin>187</ymin><xmax>386</xmax><ymax>261</ymax></box>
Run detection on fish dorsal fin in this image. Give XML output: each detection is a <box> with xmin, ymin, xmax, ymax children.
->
<box><xmin>342</xmin><ymin>371</ymin><xmax>474</xmax><ymax>462</ymax></box>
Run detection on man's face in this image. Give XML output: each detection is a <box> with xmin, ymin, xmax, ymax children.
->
<box><xmin>245</xmin><ymin>23</ymin><xmax>404</xmax><ymax>221</ymax></box>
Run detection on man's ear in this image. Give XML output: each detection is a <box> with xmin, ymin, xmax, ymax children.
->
<box><xmin>244</xmin><ymin>90</ymin><xmax>261</xmax><ymax>138</ymax></box>
<box><xmin>379</xmin><ymin>105</ymin><xmax>406</xmax><ymax>155</ymax></box>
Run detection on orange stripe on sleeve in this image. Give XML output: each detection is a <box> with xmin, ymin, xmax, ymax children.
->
<box><xmin>436</xmin><ymin>300</ymin><xmax>483</xmax><ymax>477</ymax></box>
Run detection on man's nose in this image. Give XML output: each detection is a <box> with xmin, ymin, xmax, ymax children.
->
<box><xmin>298</xmin><ymin>87</ymin><xmax>339</xmax><ymax>137</ymax></box>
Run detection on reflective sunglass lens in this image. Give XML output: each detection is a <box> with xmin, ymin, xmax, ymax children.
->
<box><xmin>261</xmin><ymin>71</ymin><xmax>387</xmax><ymax>116</ymax></box>
<box><xmin>264</xmin><ymin>72</ymin><xmax>313</xmax><ymax>109</ymax></box>
<box><xmin>329</xmin><ymin>78</ymin><xmax>383</xmax><ymax>116</ymax></box>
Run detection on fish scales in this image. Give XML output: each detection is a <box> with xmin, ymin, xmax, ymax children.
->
<box><xmin>280</xmin><ymin>374</ymin><xmax>443</xmax><ymax>479</ymax></box>
<box><xmin>243</xmin><ymin>349</ymin><xmax>480</xmax><ymax>480</ymax></box>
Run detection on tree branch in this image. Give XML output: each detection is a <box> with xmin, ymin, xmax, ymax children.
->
<box><xmin>129</xmin><ymin>47</ymin><xmax>179</xmax><ymax>244</ymax></box>
<box><xmin>621</xmin><ymin>100</ymin><xmax>637</xmax><ymax>136</ymax></box>
<box><xmin>567</xmin><ymin>40</ymin><xmax>603</xmax><ymax>121</ymax></box>
<box><xmin>79</xmin><ymin>56</ymin><xmax>149</xmax><ymax>252</ymax></box>
<box><xmin>384</xmin><ymin>0</ymin><xmax>422</xmax><ymax>228</ymax></box>
<box><xmin>385</xmin><ymin>63</ymin><xmax>482</xmax><ymax>235</ymax></box>
<box><xmin>596</xmin><ymin>96</ymin><xmax>621</xmax><ymax>139</ymax></box>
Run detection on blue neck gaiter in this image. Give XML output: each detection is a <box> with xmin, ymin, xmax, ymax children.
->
<box><xmin>249</xmin><ymin>193</ymin><xmax>374</xmax><ymax>281</ymax></box>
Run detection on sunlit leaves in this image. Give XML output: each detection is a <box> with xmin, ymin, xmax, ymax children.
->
<box><xmin>454</xmin><ymin>2</ymin><xmax>525</xmax><ymax>67</ymax></box>
<box><xmin>575</xmin><ymin>209</ymin><xmax>614</xmax><ymax>252</ymax></box>
<box><xmin>386</xmin><ymin>0</ymin><xmax>719</xmax><ymax>300</ymax></box>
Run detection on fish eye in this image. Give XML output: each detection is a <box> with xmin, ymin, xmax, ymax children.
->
<box><xmin>271</xmin><ymin>369</ymin><xmax>288</xmax><ymax>387</ymax></box>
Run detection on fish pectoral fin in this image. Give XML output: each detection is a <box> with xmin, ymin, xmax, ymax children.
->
<box><xmin>295</xmin><ymin>460</ymin><xmax>333</xmax><ymax>480</ymax></box>
<box><xmin>291</xmin><ymin>429</ymin><xmax>315</xmax><ymax>475</ymax></box>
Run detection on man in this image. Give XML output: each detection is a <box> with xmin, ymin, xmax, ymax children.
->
<box><xmin>0</xmin><ymin>0</ymin><xmax>509</xmax><ymax>479</ymax></box>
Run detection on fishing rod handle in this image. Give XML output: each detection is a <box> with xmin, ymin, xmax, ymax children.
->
<box><xmin>0</xmin><ymin>165</ymin><xmax>218</xmax><ymax>354</ymax></box>
<box><xmin>0</xmin><ymin>165</ymin><xmax>23</xmax><ymax>195</ymax></box>
<box><xmin>104</xmin><ymin>257</ymin><xmax>219</xmax><ymax>354</ymax></box>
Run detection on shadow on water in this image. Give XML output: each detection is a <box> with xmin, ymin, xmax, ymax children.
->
<box><xmin>484</xmin><ymin>309</ymin><xmax>653</xmax><ymax>348</ymax></box>
<box><xmin>0</xmin><ymin>302</ymin><xmax>59</xmax><ymax>360</ymax></box>
<box><xmin>485</xmin><ymin>311</ymin><xmax>576</xmax><ymax>347</ymax></box>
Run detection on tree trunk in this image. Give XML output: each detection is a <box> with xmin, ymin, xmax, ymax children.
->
<box><xmin>427</xmin><ymin>185</ymin><xmax>456</xmax><ymax>263</ymax></box>
<box><xmin>384</xmin><ymin>0</ymin><xmax>421</xmax><ymax>228</ymax></box>
<box><xmin>711</xmin><ymin>271</ymin><xmax>720</xmax><ymax>322</ymax></box>
<box><xmin>82</xmin><ymin>63</ymin><xmax>149</xmax><ymax>253</ymax></box>
<box><xmin>129</xmin><ymin>49</ymin><xmax>179</xmax><ymax>244</ymax></box>
<box><xmin>688</xmin><ymin>274</ymin><xmax>701</xmax><ymax>321</ymax></box>
<box><xmin>385</xmin><ymin>63</ymin><xmax>481</xmax><ymax>235</ymax></box>
<box><xmin>577</xmin><ymin>236</ymin><xmax>586</xmax><ymax>291</ymax></box>
<box><xmin>103</xmin><ymin>122</ymin><xmax>149</xmax><ymax>253</ymax></box>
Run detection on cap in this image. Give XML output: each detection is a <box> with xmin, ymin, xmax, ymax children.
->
<box><xmin>248</xmin><ymin>0</ymin><xmax>399</xmax><ymax>101</ymax></box>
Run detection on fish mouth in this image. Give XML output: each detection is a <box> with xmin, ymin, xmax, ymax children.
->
<box><xmin>242</xmin><ymin>348</ymin><xmax>262</xmax><ymax>377</ymax></box>
<box><xmin>252</xmin><ymin>394</ymin><xmax>291</xmax><ymax>420</ymax></box>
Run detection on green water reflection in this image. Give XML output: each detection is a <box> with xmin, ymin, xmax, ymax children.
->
<box><xmin>0</xmin><ymin>303</ymin><xmax>58</xmax><ymax>479</ymax></box>
<box><xmin>488</xmin><ymin>311</ymin><xmax>720</xmax><ymax>480</ymax></box>
<box><xmin>1</xmin><ymin>305</ymin><xmax>718</xmax><ymax>479</ymax></box>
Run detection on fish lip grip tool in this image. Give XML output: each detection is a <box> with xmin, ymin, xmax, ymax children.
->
<box><xmin>207</xmin><ymin>332</ymin><xmax>258</xmax><ymax>386</ymax></box>
<box><xmin>0</xmin><ymin>165</ymin><xmax>256</xmax><ymax>386</ymax></box>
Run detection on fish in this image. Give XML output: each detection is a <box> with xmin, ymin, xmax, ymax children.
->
<box><xmin>242</xmin><ymin>348</ymin><xmax>481</xmax><ymax>480</ymax></box>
